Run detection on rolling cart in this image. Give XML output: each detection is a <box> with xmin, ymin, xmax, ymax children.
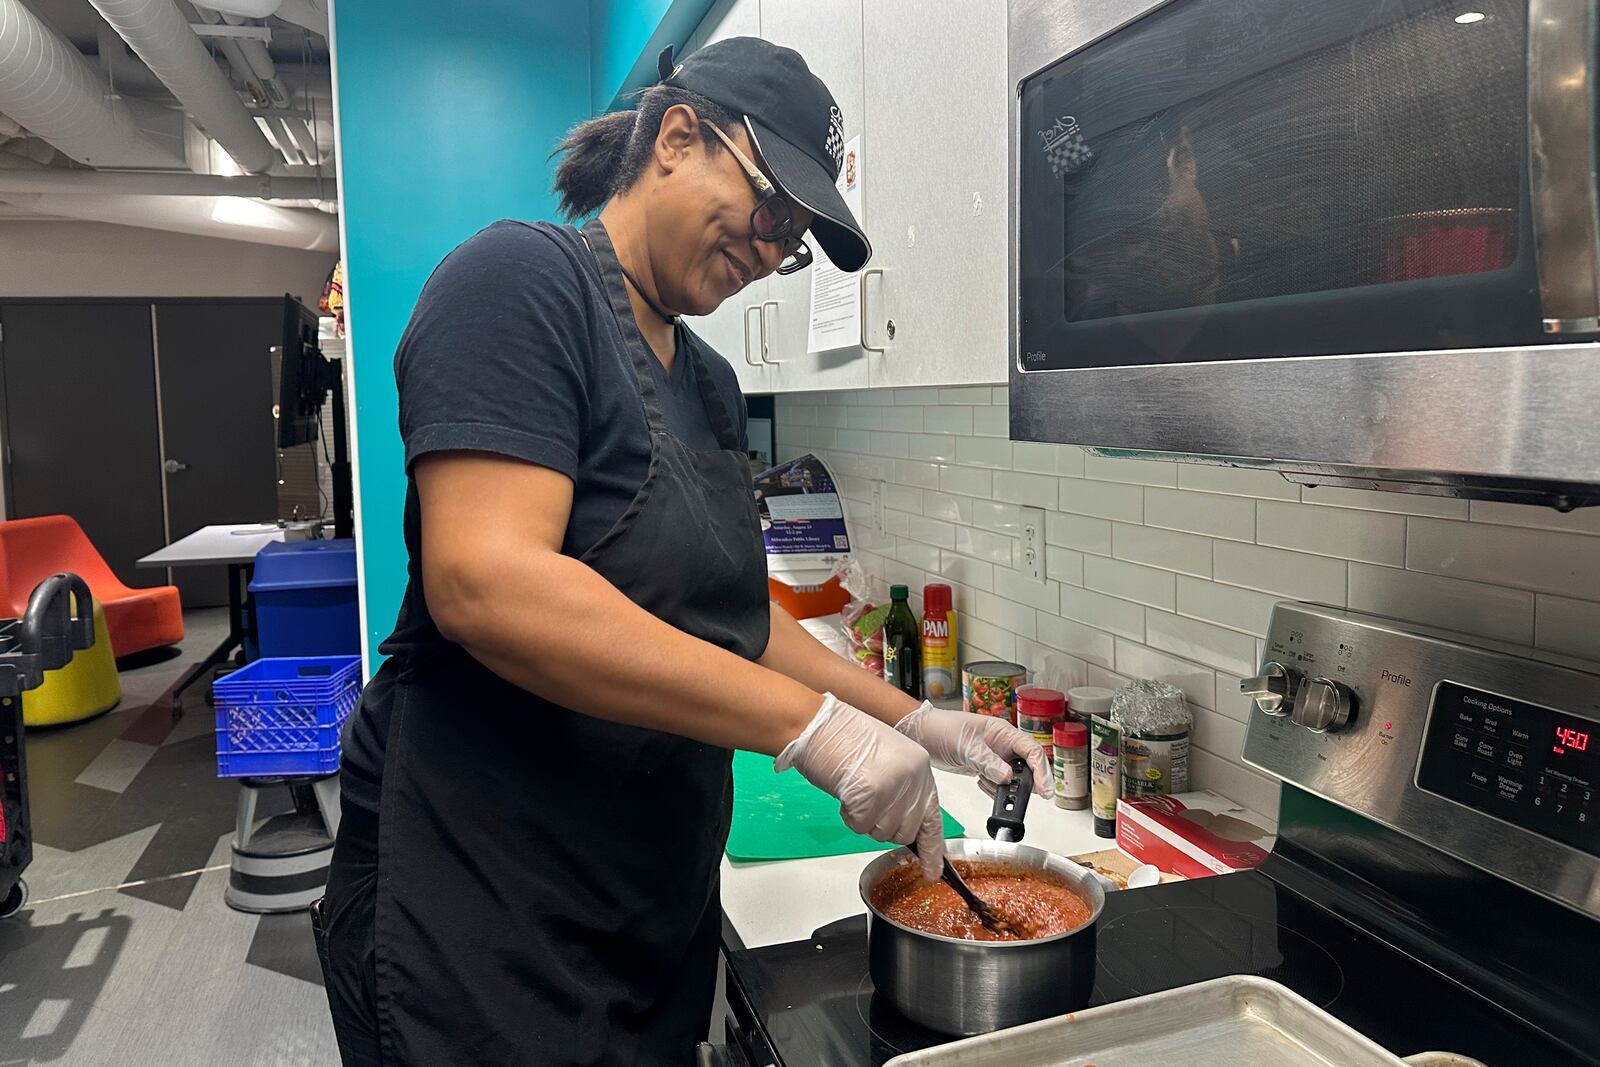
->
<box><xmin>0</xmin><ymin>572</ymin><xmax>96</xmax><ymax>918</ymax></box>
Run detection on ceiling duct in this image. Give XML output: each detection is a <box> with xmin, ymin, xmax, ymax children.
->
<box><xmin>87</xmin><ymin>0</ymin><xmax>280</xmax><ymax>174</ymax></box>
<box><xmin>0</xmin><ymin>0</ymin><xmax>182</xmax><ymax>167</ymax></box>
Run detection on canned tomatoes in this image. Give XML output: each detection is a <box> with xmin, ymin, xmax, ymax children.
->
<box><xmin>962</xmin><ymin>661</ymin><xmax>1028</xmax><ymax>724</ymax></box>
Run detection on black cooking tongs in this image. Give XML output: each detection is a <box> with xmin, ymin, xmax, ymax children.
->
<box><xmin>913</xmin><ymin>757</ymin><xmax>1034</xmax><ymax>936</ymax></box>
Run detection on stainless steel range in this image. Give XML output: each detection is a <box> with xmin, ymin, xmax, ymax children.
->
<box><xmin>712</xmin><ymin>604</ymin><xmax>1600</xmax><ymax>1065</ymax></box>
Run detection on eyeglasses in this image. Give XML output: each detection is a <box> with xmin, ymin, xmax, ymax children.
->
<box><xmin>708</xmin><ymin>123</ymin><xmax>814</xmax><ymax>275</ymax></box>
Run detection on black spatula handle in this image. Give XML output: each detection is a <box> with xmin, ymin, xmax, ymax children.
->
<box><xmin>986</xmin><ymin>757</ymin><xmax>1033</xmax><ymax>842</ymax></box>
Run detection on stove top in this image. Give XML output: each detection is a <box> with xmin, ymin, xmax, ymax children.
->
<box><xmin>723</xmin><ymin>857</ymin><xmax>1595</xmax><ymax>1067</ymax></box>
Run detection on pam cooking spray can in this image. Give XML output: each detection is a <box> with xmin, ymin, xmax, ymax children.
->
<box><xmin>920</xmin><ymin>583</ymin><xmax>957</xmax><ymax>700</ymax></box>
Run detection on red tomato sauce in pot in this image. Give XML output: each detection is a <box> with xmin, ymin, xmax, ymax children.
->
<box><xmin>871</xmin><ymin>860</ymin><xmax>1093</xmax><ymax>942</ymax></box>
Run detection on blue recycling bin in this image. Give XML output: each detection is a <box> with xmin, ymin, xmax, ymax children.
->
<box><xmin>249</xmin><ymin>539</ymin><xmax>360</xmax><ymax>658</ymax></box>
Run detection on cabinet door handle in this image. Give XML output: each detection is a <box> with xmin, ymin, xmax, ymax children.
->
<box><xmin>742</xmin><ymin>305</ymin><xmax>763</xmax><ymax>367</ymax></box>
<box><xmin>859</xmin><ymin>268</ymin><xmax>886</xmax><ymax>352</ymax></box>
<box><xmin>1529</xmin><ymin>0</ymin><xmax>1600</xmax><ymax>334</ymax></box>
<box><xmin>759</xmin><ymin>300</ymin><xmax>785</xmax><ymax>364</ymax></box>
<box><xmin>163</xmin><ymin>459</ymin><xmax>189</xmax><ymax>474</ymax></box>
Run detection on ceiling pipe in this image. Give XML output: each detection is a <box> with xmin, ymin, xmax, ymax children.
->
<box><xmin>0</xmin><ymin>191</ymin><xmax>339</xmax><ymax>251</ymax></box>
<box><xmin>0</xmin><ymin>0</ymin><xmax>183</xmax><ymax>168</ymax></box>
<box><xmin>87</xmin><ymin>0</ymin><xmax>280</xmax><ymax>174</ymax></box>
<box><xmin>190</xmin><ymin>0</ymin><xmax>327</xmax><ymax>38</ymax></box>
<box><xmin>0</xmin><ymin>168</ymin><xmax>334</xmax><ymax>199</ymax></box>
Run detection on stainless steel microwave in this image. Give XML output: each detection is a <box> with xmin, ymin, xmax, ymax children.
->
<box><xmin>1008</xmin><ymin>0</ymin><xmax>1600</xmax><ymax>507</ymax></box>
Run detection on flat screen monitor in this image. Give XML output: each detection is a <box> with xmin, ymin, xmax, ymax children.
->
<box><xmin>277</xmin><ymin>295</ymin><xmax>323</xmax><ymax>449</ymax></box>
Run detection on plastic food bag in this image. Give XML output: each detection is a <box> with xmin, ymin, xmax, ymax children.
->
<box><xmin>836</xmin><ymin>558</ymin><xmax>888</xmax><ymax>678</ymax></box>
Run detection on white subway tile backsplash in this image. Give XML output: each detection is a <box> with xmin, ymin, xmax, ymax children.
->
<box><xmin>940</xmin><ymin>385</ymin><xmax>994</xmax><ymax>405</ymax></box>
<box><xmin>1175</xmin><ymin>576</ymin><xmax>1280</xmax><ymax>637</ymax></box>
<box><xmin>1036</xmin><ymin>612</ymin><xmax>1116</xmax><ymax>667</ymax></box>
<box><xmin>908</xmin><ymin>433</ymin><xmax>957</xmax><ymax>463</ymax></box>
<box><xmin>1012</xmin><ymin>441</ymin><xmax>1064</xmax><ymax>475</ymax></box>
<box><xmin>977</xmin><ymin>591</ymin><xmax>1038</xmax><ymax>639</ymax></box>
<box><xmin>1300</xmin><ymin>485</ymin><xmax>1468</xmax><ymax>519</ymax></box>
<box><xmin>868</xmin><ymin>431</ymin><xmax>908</xmax><ymax>458</ymax></box>
<box><xmin>846</xmin><ymin>406</ymin><xmax>884</xmax><ymax>430</ymax></box>
<box><xmin>905</xmin><ymin>513</ymin><xmax>957</xmax><ymax>550</ymax></box>
<box><xmin>993</xmin><ymin>566</ymin><xmax>1060</xmax><ymax>612</ymax></box>
<box><xmin>1408</xmin><ymin>518</ymin><xmax>1600</xmax><ymax>600</ymax></box>
<box><xmin>883</xmin><ymin>484</ymin><xmax>922</xmax><ymax>514</ymax></box>
<box><xmin>1114</xmin><ymin>640</ymin><xmax>1216</xmax><ymax>710</ymax></box>
<box><xmin>1060</xmin><ymin>586</ymin><xmax>1145</xmax><ymax>642</ymax></box>
<box><xmin>955</xmin><ymin>526</ymin><xmax>1015</xmax><ymax>566</ymax></box>
<box><xmin>1176</xmin><ymin>463</ymin><xmax>1301</xmax><ymax>500</ymax></box>
<box><xmin>973</xmin><ymin>406</ymin><xmax>1010</xmax><ymax>437</ymax></box>
<box><xmin>938</xmin><ymin>464</ymin><xmax>993</xmax><ymax>498</ymax></box>
<box><xmin>1468</xmin><ymin>500</ymin><xmax>1600</xmax><ymax>534</ymax></box>
<box><xmin>938</xmin><ymin>552</ymin><xmax>995</xmax><ymax>592</ymax></box>
<box><xmin>1112</xmin><ymin>523</ymin><xmax>1213</xmax><ymax>578</ymax></box>
<box><xmin>994</xmin><ymin>470</ymin><xmax>1059</xmax><ymax>510</ymax></box>
<box><xmin>970</xmin><ymin>499</ymin><xmax>1022</xmax><ymax>534</ymax></box>
<box><xmin>956</xmin><ymin>435</ymin><xmax>1013</xmax><ymax>469</ymax></box>
<box><xmin>1144</xmin><ymin>487</ymin><xmax>1256</xmax><ymax>542</ymax></box>
<box><xmin>779</xmin><ymin>386</ymin><xmax>1600</xmax><ymax>822</ymax></box>
<box><xmin>1534</xmin><ymin>595</ymin><xmax>1600</xmax><ymax>662</ymax></box>
<box><xmin>1046</xmin><ymin>513</ymin><xmax>1112</xmax><ymax>555</ymax></box>
<box><xmin>880</xmin><ymin>406</ymin><xmax>924</xmax><ymax>433</ymax></box>
<box><xmin>1085</xmin><ymin>556</ymin><xmax>1177</xmax><ymax>611</ymax></box>
<box><xmin>1257</xmin><ymin>500</ymin><xmax>1405</xmax><ymax>567</ymax></box>
<box><xmin>895</xmin><ymin>459</ymin><xmax>941</xmax><ymax>490</ymax></box>
<box><xmin>1213</xmin><ymin>542</ymin><xmax>1348</xmax><ymax>604</ymax></box>
<box><xmin>1083</xmin><ymin>454</ymin><xmax>1178</xmax><ymax>487</ymax></box>
<box><xmin>960</xmin><ymin>615</ymin><xmax>1017</xmax><ymax>662</ymax></box>
<box><xmin>1145</xmin><ymin>610</ymin><xmax>1258</xmax><ymax>677</ymax></box>
<box><xmin>1046</xmin><ymin>545</ymin><xmax>1084</xmax><ymax>586</ymax></box>
<box><xmin>1348</xmin><ymin>563</ymin><xmax>1534</xmax><ymax>646</ymax></box>
<box><xmin>924</xmin><ymin>406</ymin><xmax>975</xmax><ymax>436</ymax></box>
<box><xmin>1058</xmin><ymin>476</ymin><xmax>1143</xmax><ymax>523</ymax></box>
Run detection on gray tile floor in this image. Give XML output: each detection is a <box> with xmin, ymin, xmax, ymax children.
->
<box><xmin>0</xmin><ymin>610</ymin><xmax>340</xmax><ymax>1066</ymax></box>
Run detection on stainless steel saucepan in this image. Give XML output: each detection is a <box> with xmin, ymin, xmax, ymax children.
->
<box><xmin>858</xmin><ymin>759</ymin><xmax>1106</xmax><ymax>1036</ymax></box>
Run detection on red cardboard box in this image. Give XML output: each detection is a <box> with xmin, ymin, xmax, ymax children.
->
<box><xmin>1116</xmin><ymin>791</ymin><xmax>1274</xmax><ymax>879</ymax></box>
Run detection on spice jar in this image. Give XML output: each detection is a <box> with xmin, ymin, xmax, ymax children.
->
<box><xmin>1016</xmin><ymin>685</ymin><xmax>1067</xmax><ymax>764</ymax></box>
<box><xmin>1053</xmin><ymin>720</ymin><xmax>1088</xmax><ymax>810</ymax></box>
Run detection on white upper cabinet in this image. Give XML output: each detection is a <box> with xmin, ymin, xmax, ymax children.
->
<box><xmin>757</xmin><ymin>0</ymin><xmax>870</xmax><ymax>394</ymax></box>
<box><xmin>679</xmin><ymin>0</ymin><xmax>773</xmax><ymax>393</ymax></box>
<box><xmin>861</xmin><ymin>0</ymin><xmax>1009</xmax><ymax>387</ymax></box>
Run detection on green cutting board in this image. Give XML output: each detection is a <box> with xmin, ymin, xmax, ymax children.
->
<box><xmin>726</xmin><ymin>749</ymin><xmax>965</xmax><ymax>862</ymax></box>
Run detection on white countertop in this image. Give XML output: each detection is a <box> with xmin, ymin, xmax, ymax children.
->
<box><xmin>721</xmin><ymin>768</ymin><xmax>1111</xmax><ymax>948</ymax></box>
<box><xmin>137</xmin><ymin>523</ymin><xmax>285</xmax><ymax>568</ymax></box>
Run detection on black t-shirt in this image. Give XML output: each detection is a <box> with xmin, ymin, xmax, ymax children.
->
<box><xmin>340</xmin><ymin>220</ymin><xmax>749</xmax><ymax>813</ymax></box>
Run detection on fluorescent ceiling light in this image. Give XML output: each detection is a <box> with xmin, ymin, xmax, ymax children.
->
<box><xmin>1454</xmin><ymin>11</ymin><xmax>1486</xmax><ymax>23</ymax></box>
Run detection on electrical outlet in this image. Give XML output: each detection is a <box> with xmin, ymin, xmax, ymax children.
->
<box><xmin>1020</xmin><ymin>506</ymin><xmax>1046</xmax><ymax>583</ymax></box>
<box><xmin>872</xmin><ymin>480</ymin><xmax>887</xmax><ymax>536</ymax></box>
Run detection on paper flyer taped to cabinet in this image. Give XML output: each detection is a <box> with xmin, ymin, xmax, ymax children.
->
<box><xmin>756</xmin><ymin>453</ymin><xmax>850</xmax><ymax>586</ymax></box>
<box><xmin>807</xmin><ymin>135</ymin><xmax>864</xmax><ymax>354</ymax></box>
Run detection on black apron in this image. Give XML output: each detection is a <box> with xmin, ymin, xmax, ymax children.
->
<box><xmin>326</xmin><ymin>218</ymin><xmax>770</xmax><ymax>1066</ymax></box>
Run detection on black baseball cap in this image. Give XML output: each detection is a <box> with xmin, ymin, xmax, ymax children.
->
<box><xmin>658</xmin><ymin>37</ymin><xmax>871</xmax><ymax>273</ymax></box>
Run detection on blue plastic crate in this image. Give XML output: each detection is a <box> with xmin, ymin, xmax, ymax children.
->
<box><xmin>213</xmin><ymin>655</ymin><xmax>362</xmax><ymax>778</ymax></box>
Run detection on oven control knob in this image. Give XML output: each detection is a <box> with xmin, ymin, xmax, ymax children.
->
<box><xmin>1241</xmin><ymin>663</ymin><xmax>1299</xmax><ymax>717</ymax></box>
<box><xmin>1292</xmin><ymin>677</ymin><xmax>1355</xmax><ymax>733</ymax></box>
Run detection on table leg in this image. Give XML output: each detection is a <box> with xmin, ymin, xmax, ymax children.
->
<box><xmin>169</xmin><ymin>562</ymin><xmax>247</xmax><ymax>715</ymax></box>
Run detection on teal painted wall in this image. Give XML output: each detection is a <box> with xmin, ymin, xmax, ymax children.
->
<box><xmin>589</xmin><ymin>0</ymin><xmax>714</xmax><ymax>112</ymax></box>
<box><xmin>332</xmin><ymin>0</ymin><xmax>594</xmax><ymax>658</ymax></box>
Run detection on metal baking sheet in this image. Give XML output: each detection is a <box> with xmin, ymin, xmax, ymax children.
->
<box><xmin>884</xmin><ymin>975</ymin><xmax>1409</xmax><ymax>1066</ymax></box>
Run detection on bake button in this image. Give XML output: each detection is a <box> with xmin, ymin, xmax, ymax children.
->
<box><xmin>1453</xmin><ymin>707</ymin><xmax>1479</xmax><ymax>730</ymax></box>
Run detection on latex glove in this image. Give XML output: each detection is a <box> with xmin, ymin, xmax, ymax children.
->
<box><xmin>895</xmin><ymin>703</ymin><xmax>1053</xmax><ymax>800</ymax></box>
<box><xmin>777</xmin><ymin>693</ymin><xmax>945</xmax><ymax>881</ymax></box>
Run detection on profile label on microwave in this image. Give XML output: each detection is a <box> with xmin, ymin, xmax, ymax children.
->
<box><xmin>1038</xmin><ymin>115</ymin><xmax>1093</xmax><ymax>179</ymax></box>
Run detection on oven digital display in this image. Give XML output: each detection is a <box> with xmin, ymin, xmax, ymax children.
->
<box><xmin>1417</xmin><ymin>682</ymin><xmax>1597</xmax><ymax>857</ymax></box>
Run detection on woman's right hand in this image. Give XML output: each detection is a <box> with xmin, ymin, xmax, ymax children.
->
<box><xmin>776</xmin><ymin>694</ymin><xmax>945</xmax><ymax>881</ymax></box>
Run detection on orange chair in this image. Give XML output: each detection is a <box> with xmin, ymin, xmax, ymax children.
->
<box><xmin>0</xmin><ymin>516</ymin><xmax>183</xmax><ymax>658</ymax></box>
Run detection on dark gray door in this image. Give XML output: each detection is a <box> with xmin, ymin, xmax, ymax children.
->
<box><xmin>0</xmin><ymin>303</ymin><xmax>167</xmax><ymax>588</ymax></box>
<box><xmin>154</xmin><ymin>302</ymin><xmax>281</xmax><ymax>607</ymax></box>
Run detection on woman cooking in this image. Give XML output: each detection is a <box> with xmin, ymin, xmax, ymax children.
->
<box><xmin>320</xmin><ymin>36</ymin><xmax>1050</xmax><ymax>1066</ymax></box>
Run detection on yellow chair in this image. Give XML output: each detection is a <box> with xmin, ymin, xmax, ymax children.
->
<box><xmin>24</xmin><ymin>597</ymin><xmax>120</xmax><ymax>727</ymax></box>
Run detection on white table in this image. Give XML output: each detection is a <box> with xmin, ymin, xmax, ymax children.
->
<box><xmin>137</xmin><ymin>523</ymin><xmax>285</xmax><ymax>711</ymax></box>
<box><xmin>720</xmin><ymin>767</ymin><xmax>1112</xmax><ymax>950</ymax></box>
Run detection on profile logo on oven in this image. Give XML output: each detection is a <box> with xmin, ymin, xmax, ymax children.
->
<box><xmin>1038</xmin><ymin>114</ymin><xmax>1093</xmax><ymax>179</ymax></box>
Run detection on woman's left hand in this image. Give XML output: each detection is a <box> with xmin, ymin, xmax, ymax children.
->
<box><xmin>895</xmin><ymin>703</ymin><xmax>1053</xmax><ymax>799</ymax></box>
